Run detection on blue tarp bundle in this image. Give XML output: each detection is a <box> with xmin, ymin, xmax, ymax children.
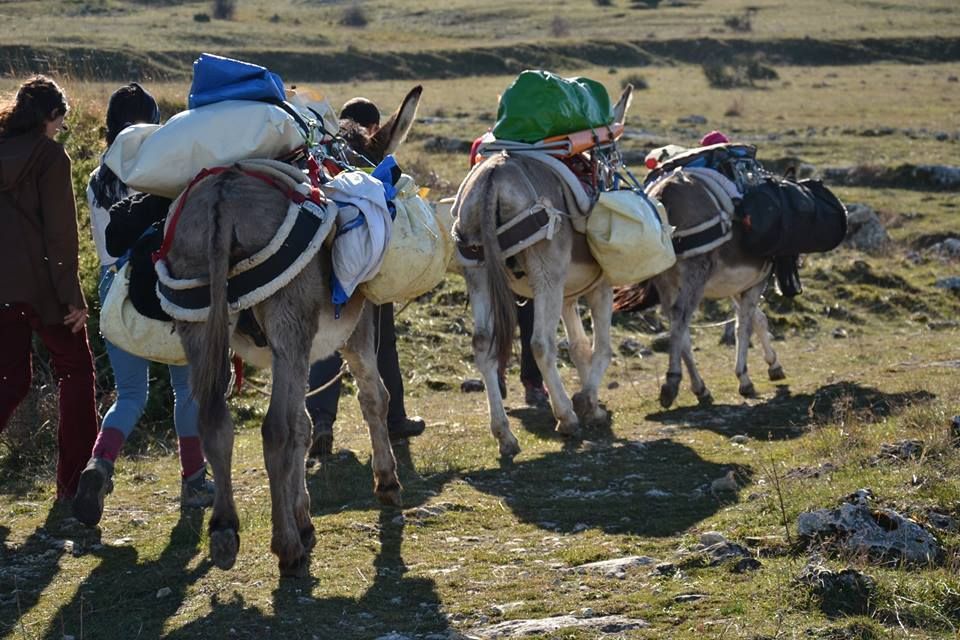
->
<box><xmin>188</xmin><ymin>53</ymin><xmax>286</xmax><ymax>109</ymax></box>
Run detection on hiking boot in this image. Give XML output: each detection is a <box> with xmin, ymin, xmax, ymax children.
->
<box><xmin>524</xmin><ymin>382</ymin><xmax>550</xmax><ymax>410</ymax></box>
<box><xmin>388</xmin><ymin>416</ymin><xmax>426</xmax><ymax>443</ymax></box>
<box><xmin>308</xmin><ymin>419</ymin><xmax>334</xmax><ymax>459</ymax></box>
<box><xmin>181</xmin><ymin>465</ymin><xmax>216</xmax><ymax>509</ymax></box>
<box><xmin>72</xmin><ymin>457</ymin><xmax>114</xmax><ymax>527</ymax></box>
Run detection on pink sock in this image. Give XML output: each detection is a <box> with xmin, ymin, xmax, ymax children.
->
<box><xmin>91</xmin><ymin>427</ymin><xmax>125</xmax><ymax>463</ymax></box>
<box><xmin>178</xmin><ymin>436</ymin><xmax>205</xmax><ymax>478</ymax></box>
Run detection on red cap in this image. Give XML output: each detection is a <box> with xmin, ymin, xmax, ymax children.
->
<box><xmin>645</xmin><ymin>157</ymin><xmax>658</xmax><ymax>169</ymax></box>
<box><xmin>699</xmin><ymin>130</ymin><xmax>730</xmax><ymax>146</ymax></box>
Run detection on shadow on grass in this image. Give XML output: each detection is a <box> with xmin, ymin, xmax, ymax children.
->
<box><xmin>307</xmin><ymin>440</ymin><xmax>457</xmax><ymax>517</ymax></box>
<box><xmin>165</xmin><ymin>490</ymin><xmax>450</xmax><ymax>639</ymax></box>
<box><xmin>466</xmin><ymin>437</ymin><xmax>750</xmax><ymax>537</ymax></box>
<box><xmin>507</xmin><ymin>403</ymin><xmax>616</xmax><ymax>444</ymax></box>
<box><xmin>0</xmin><ymin>502</ymin><xmax>82</xmax><ymax>636</ymax></box>
<box><xmin>35</xmin><ymin>509</ymin><xmax>211</xmax><ymax>639</ymax></box>
<box><xmin>645</xmin><ymin>381</ymin><xmax>936</xmax><ymax>441</ymax></box>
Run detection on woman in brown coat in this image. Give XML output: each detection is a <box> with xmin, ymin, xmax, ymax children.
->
<box><xmin>0</xmin><ymin>75</ymin><xmax>99</xmax><ymax>500</ymax></box>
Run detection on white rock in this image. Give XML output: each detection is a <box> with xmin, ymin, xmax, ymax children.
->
<box><xmin>699</xmin><ymin>531</ymin><xmax>727</xmax><ymax>546</ymax></box>
<box><xmin>574</xmin><ymin>556</ymin><xmax>658</xmax><ymax>577</ymax></box>
<box><xmin>472</xmin><ymin>614</ymin><xmax>648</xmax><ymax>638</ymax></box>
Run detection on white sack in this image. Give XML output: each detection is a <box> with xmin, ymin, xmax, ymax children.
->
<box><xmin>104</xmin><ymin>100</ymin><xmax>310</xmax><ymax>199</ymax></box>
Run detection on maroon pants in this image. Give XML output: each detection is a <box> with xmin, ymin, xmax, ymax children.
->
<box><xmin>0</xmin><ymin>303</ymin><xmax>99</xmax><ymax>498</ymax></box>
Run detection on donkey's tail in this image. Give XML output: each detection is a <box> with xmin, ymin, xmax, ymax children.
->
<box><xmin>477</xmin><ymin>163</ymin><xmax>517</xmax><ymax>369</ymax></box>
<box><xmin>192</xmin><ymin>174</ymin><xmax>235</xmax><ymax>426</ymax></box>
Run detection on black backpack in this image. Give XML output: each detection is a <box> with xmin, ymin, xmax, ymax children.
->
<box><xmin>737</xmin><ymin>177</ymin><xmax>847</xmax><ymax>257</ymax></box>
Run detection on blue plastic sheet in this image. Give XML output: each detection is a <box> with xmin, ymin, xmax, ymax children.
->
<box><xmin>188</xmin><ymin>53</ymin><xmax>286</xmax><ymax>109</ymax></box>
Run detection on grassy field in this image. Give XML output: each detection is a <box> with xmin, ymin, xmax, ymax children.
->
<box><xmin>2</xmin><ymin>2</ymin><xmax>960</xmax><ymax>639</ymax></box>
<box><xmin>1</xmin><ymin>0</ymin><xmax>958</xmax><ymax>53</ymax></box>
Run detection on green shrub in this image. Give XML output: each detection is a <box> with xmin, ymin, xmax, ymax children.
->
<box><xmin>724</xmin><ymin>13</ymin><xmax>752</xmax><ymax>32</ymax></box>
<box><xmin>340</xmin><ymin>5</ymin><xmax>368</xmax><ymax>27</ymax></box>
<box><xmin>212</xmin><ymin>0</ymin><xmax>235</xmax><ymax>20</ymax></box>
<box><xmin>703</xmin><ymin>57</ymin><xmax>779</xmax><ymax>89</ymax></box>
<box><xmin>621</xmin><ymin>72</ymin><xmax>649</xmax><ymax>90</ymax></box>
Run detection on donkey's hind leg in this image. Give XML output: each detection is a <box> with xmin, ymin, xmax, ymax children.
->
<box><xmin>753</xmin><ymin>306</ymin><xmax>785</xmax><ymax>381</ymax></box>
<box><xmin>561</xmin><ymin>299</ymin><xmax>592</xmax><ymax>384</ymax></box>
<box><xmin>732</xmin><ymin>281</ymin><xmax>767</xmax><ymax>398</ymax></box>
<box><xmin>680</xmin><ymin>332</ymin><xmax>712</xmax><ymax>405</ymax></box>
<box><xmin>259</xmin><ymin>289</ymin><xmax>321</xmax><ymax>576</ymax></box>
<box><xmin>532</xmin><ymin>281</ymin><xmax>580</xmax><ymax>437</ymax></box>
<box><xmin>464</xmin><ymin>267</ymin><xmax>521</xmax><ymax>458</ymax></box>
<box><xmin>179</xmin><ymin>322</ymin><xmax>240</xmax><ymax>571</ymax></box>
<box><xmin>655</xmin><ymin>259</ymin><xmax>709</xmax><ymax>408</ymax></box>
<box><xmin>291</xmin><ymin>407</ymin><xmax>316</xmax><ymax>554</ymax></box>
<box><xmin>341</xmin><ymin>304</ymin><xmax>401</xmax><ymax>506</ymax></box>
<box><xmin>568</xmin><ymin>283</ymin><xmax>613</xmax><ymax>424</ymax></box>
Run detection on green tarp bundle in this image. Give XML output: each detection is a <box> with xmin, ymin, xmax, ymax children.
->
<box><xmin>492</xmin><ymin>70</ymin><xmax>613</xmax><ymax>143</ymax></box>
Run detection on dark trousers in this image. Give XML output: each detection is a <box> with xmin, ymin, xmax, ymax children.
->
<box><xmin>306</xmin><ymin>303</ymin><xmax>406</xmax><ymax>427</ymax></box>
<box><xmin>0</xmin><ymin>303</ymin><xmax>99</xmax><ymax>498</ymax></box>
<box><xmin>517</xmin><ymin>298</ymin><xmax>542</xmax><ymax>387</ymax></box>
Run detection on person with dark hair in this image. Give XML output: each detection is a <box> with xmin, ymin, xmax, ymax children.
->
<box><xmin>306</xmin><ymin>97</ymin><xmax>425</xmax><ymax>458</ymax></box>
<box><xmin>339</xmin><ymin>97</ymin><xmax>380</xmax><ymax>130</ymax></box>
<box><xmin>73</xmin><ymin>83</ymin><xmax>214</xmax><ymax>527</ymax></box>
<box><xmin>0</xmin><ymin>75</ymin><xmax>99</xmax><ymax>501</ymax></box>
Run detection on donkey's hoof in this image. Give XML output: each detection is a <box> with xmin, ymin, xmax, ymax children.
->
<box><xmin>498</xmin><ymin>438</ymin><xmax>521</xmax><ymax>459</ymax></box>
<box><xmin>739</xmin><ymin>382</ymin><xmax>757</xmax><ymax>398</ymax></box>
<box><xmin>571</xmin><ymin>391</ymin><xmax>593</xmax><ymax>419</ymax></box>
<box><xmin>659</xmin><ymin>384</ymin><xmax>678</xmax><ymax>409</ymax></box>
<box><xmin>278</xmin><ymin>551</ymin><xmax>311</xmax><ymax>578</ymax></box>
<box><xmin>768</xmin><ymin>365</ymin><xmax>786</xmax><ymax>381</ymax></box>
<box><xmin>210</xmin><ymin>528</ymin><xmax>239</xmax><ymax>570</ymax></box>
<box><xmin>586</xmin><ymin>407</ymin><xmax>609</xmax><ymax>426</ymax></box>
<box><xmin>300</xmin><ymin>523</ymin><xmax>317</xmax><ymax>554</ymax></box>
<box><xmin>696</xmin><ymin>390</ymin><xmax>714</xmax><ymax>406</ymax></box>
<box><xmin>556</xmin><ymin>418</ymin><xmax>581</xmax><ymax>439</ymax></box>
<box><xmin>375</xmin><ymin>481</ymin><xmax>403</xmax><ymax>508</ymax></box>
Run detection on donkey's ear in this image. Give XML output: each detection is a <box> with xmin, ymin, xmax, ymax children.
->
<box><xmin>370</xmin><ymin>85</ymin><xmax>423</xmax><ymax>159</ymax></box>
<box><xmin>783</xmin><ymin>165</ymin><xmax>797</xmax><ymax>181</ymax></box>
<box><xmin>612</xmin><ymin>85</ymin><xmax>634</xmax><ymax>125</ymax></box>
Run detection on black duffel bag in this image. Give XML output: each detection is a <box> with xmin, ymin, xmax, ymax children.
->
<box><xmin>737</xmin><ymin>177</ymin><xmax>847</xmax><ymax>257</ymax></box>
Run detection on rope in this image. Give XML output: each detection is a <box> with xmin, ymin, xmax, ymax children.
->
<box><xmin>689</xmin><ymin>317</ymin><xmax>736</xmax><ymax>329</ymax></box>
<box><xmin>303</xmin><ymin>303</ymin><xmax>385</xmax><ymax>398</ymax></box>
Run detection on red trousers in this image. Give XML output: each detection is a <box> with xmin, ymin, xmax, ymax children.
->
<box><xmin>0</xmin><ymin>303</ymin><xmax>99</xmax><ymax>498</ymax></box>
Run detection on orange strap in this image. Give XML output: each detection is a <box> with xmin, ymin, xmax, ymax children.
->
<box><xmin>542</xmin><ymin>122</ymin><xmax>624</xmax><ymax>157</ymax></box>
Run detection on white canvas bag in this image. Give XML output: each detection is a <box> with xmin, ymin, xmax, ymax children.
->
<box><xmin>100</xmin><ymin>263</ymin><xmax>187</xmax><ymax>366</ymax></box>
<box><xmin>104</xmin><ymin>100</ymin><xmax>311</xmax><ymax>199</ymax></box>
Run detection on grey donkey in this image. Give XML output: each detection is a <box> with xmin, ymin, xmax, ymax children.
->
<box><xmin>646</xmin><ymin>171</ymin><xmax>785</xmax><ymax>409</ymax></box>
<box><xmin>454</xmin><ymin>86</ymin><xmax>634</xmax><ymax>458</ymax></box>
<box><xmin>164</xmin><ymin>86</ymin><xmax>422</xmax><ymax>576</ymax></box>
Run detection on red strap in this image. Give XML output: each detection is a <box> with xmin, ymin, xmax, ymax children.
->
<box><xmin>322</xmin><ymin>158</ymin><xmax>343</xmax><ymax>177</ymax></box>
<box><xmin>231</xmin><ymin>354</ymin><xmax>244</xmax><ymax>395</ymax></box>
<box><xmin>153</xmin><ymin>167</ymin><xmax>228</xmax><ymax>264</ymax></box>
<box><xmin>306</xmin><ymin>155</ymin><xmax>323</xmax><ymax>188</ymax></box>
<box><xmin>152</xmin><ymin>165</ymin><xmax>326</xmax><ymax>264</ymax></box>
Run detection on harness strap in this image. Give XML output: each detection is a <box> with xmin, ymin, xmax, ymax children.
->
<box><xmin>153</xmin><ymin>164</ymin><xmax>321</xmax><ymax>265</ymax></box>
<box><xmin>456</xmin><ymin>202</ymin><xmax>564</xmax><ymax>266</ymax></box>
<box><xmin>672</xmin><ymin>214</ymin><xmax>731</xmax><ymax>258</ymax></box>
<box><xmin>157</xmin><ymin>199</ymin><xmax>331</xmax><ymax>317</ymax></box>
